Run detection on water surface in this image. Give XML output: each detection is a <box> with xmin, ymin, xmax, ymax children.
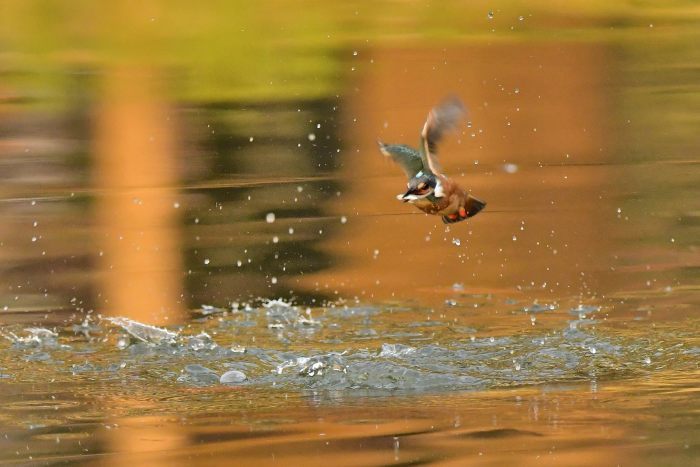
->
<box><xmin>0</xmin><ymin>2</ymin><xmax>699</xmax><ymax>465</ymax></box>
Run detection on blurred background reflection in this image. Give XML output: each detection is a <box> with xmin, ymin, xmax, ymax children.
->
<box><xmin>0</xmin><ymin>1</ymin><xmax>698</xmax><ymax>464</ymax></box>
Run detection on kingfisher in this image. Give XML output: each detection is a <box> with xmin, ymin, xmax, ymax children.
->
<box><xmin>378</xmin><ymin>96</ymin><xmax>486</xmax><ymax>224</ymax></box>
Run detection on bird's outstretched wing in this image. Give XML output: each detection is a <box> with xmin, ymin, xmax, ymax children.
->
<box><xmin>378</xmin><ymin>141</ymin><xmax>425</xmax><ymax>179</ymax></box>
<box><xmin>419</xmin><ymin>96</ymin><xmax>465</xmax><ymax>175</ymax></box>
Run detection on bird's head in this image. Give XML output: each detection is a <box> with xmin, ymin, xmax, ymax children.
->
<box><xmin>399</xmin><ymin>172</ymin><xmax>437</xmax><ymax>202</ymax></box>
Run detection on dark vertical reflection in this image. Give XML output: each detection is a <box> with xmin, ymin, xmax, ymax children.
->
<box><xmin>0</xmin><ymin>68</ymin><xmax>95</xmax><ymax>324</ymax></box>
<box><xmin>181</xmin><ymin>99</ymin><xmax>344</xmax><ymax>307</ymax></box>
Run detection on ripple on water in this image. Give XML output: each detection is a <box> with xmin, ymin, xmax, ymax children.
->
<box><xmin>0</xmin><ymin>303</ymin><xmax>696</xmax><ymax>393</ymax></box>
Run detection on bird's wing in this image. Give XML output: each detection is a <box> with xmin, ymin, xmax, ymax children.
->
<box><xmin>419</xmin><ymin>96</ymin><xmax>466</xmax><ymax>175</ymax></box>
<box><xmin>377</xmin><ymin>141</ymin><xmax>425</xmax><ymax>179</ymax></box>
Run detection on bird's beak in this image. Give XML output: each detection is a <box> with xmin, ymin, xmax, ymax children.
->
<box><xmin>400</xmin><ymin>188</ymin><xmax>423</xmax><ymax>202</ymax></box>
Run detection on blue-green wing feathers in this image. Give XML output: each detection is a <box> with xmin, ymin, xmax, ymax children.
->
<box><xmin>377</xmin><ymin>141</ymin><xmax>425</xmax><ymax>179</ymax></box>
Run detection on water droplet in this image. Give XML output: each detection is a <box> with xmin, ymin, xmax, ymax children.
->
<box><xmin>266</xmin><ymin>213</ymin><xmax>276</xmax><ymax>223</ymax></box>
<box><xmin>249</xmin><ymin>136</ymin><xmax>254</xmax><ymax>142</ymax></box>
<box><xmin>204</xmin><ymin>258</ymin><xmax>210</xmax><ymax>265</ymax></box>
<box><xmin>589</xmin><ymin>347</ymin><xmax>597</xmax><ymax>354</ymax></box>
<box><xmin>271</xmin><ymin>277</ymin><xmax>278</xmax><ymax>284</ymax></box>
<box><xmin>452</xmin><ymin>238</ymin><xmax>461</xmax><ymax>246</ymax></box>
<box><xmin>504</xmin><ymin>163</ymin><xmax>518</xmax><ymax>174</ymax></box>
<box><xmin>288</xmin><ymin>227</ymin><xmax>294</xmax><ymax>234</ymax></box>
<box><xmin>308</xmin><ymin>133</ymin><xmax>316</xmax><ymax>141</ymax></box>
<box><xmin>487</xmin><ymin>10</ymin><xmax>494</xmax><ymax>20</ymax></box>
<box><xmin>236</xmin><ymin>260</ymin><xmax>242</xmax><ymax>267</ymax></box>
<box><xmin>340</xmin><ymin>216</ymin><xmax>347</xmax><ymax>224</ymax></box>
<box><xmin>272</xmin><ymin>236</ymin><xmax>279</xmax><ymax>244</ymax></box>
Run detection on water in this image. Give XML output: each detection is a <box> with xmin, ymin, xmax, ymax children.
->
<box><xmin>1</xmin><ymin>1</ymin><xmax>699</xmax><ymax>464</ymax></box>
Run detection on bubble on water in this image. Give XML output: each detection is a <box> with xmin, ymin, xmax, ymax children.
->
<box><xmin>31</xmin><ymin>236</ymin><xmax>37</xmax><ymax>242</ymax></box>
<box><xmin>220</xmin><ymin>370</ymin><xmax>247</xmax><ymax>385</ymax></box>
<box><xmin>373</xmin><ymin>249</ymin><xmax>380</xmax><ymax>258</ymax></box>
<box><xmin>512</xmin><ymin>235</ymin><xmax>517</xmax><ymax>241</ymax></box>
<box><xmin>203</xmin><ymin>258</ymin><xmax>210</xmax><ymax>265</ymax></box>
<box><xmin>308</xmin><ymin>133</ymin><xmax>316</xmax><ymax>141</ymax></box>
<box><xmin>236</xmin><ymin>260</ymin><xmax>242</xmax><ymax>267</ymax></box>
<box><xmin>452</xmin><ymin>283</ymin><xmax>465</xmax><ymax>291</ymax></box>
<box><xmin>452</xmin><ymin>238</ymin><xmax>461</xmax><ymax>246</ymax></box>
<box><xmin>173</xmin><ymin>202</ymin><xmax>180</xmax><ymax>209</ymax></box>
<box><xmin>266</xmin><ymin>212</ymin><xmax>276</xmax><ymax>223</ymax></box>
<box><xmin>271</xmin><ymin>277</ymin><xmax>278</xmax><ymax>284</ymax></box>
<box><xmin>340</xmin><ymin>216</ymin><xmax>348</xmax><ymax>224</ymax></box>
<box><xmin>272</xmin><ymin>236</ymin><xmax>279</xmax><ymax>244</ymax></box>
<box><xmin>353</xmin><ymin>50</ymin><xmax>358</xmax><ymax>56</ymax></box>
<box><xmin>249</xmin><ymin>136</ymin><xmax>254</xmax><ymax>142</ymax></box>
<box><xmin>288</xmin><ymin>227</ymin><xmax>294</xmax><ymax>234</ymax></box>
<box><xmin>487</xmin><ymin>10</ymin><xmax>494</xmax><ymax>20</ymax></box>
<box><xmin>589</xmin><ymin>347</ymin><xmax>597</xmax><ymax>355</ymax></box>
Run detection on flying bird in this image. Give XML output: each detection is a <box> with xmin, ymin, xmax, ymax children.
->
<box><xmin>378</xmin><ymin>96</ymin><xmax>486</xmax><ymax>224</ymax></box>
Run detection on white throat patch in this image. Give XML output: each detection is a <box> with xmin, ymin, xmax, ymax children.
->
<box><xmin>433</xmin><ymin>180</ymin><xmax>445</xmax><ymax>198</ymax></box>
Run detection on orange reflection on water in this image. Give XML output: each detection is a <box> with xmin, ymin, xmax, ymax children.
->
<box><xmin>317</xmin><ymin>43</ymin><xmax>616</xmax><ymax>301</ymax></box>
<box><xmin>93</xmin><ymin>68</ymin><xmax>184</xmax><ymax>324</ymax></box>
